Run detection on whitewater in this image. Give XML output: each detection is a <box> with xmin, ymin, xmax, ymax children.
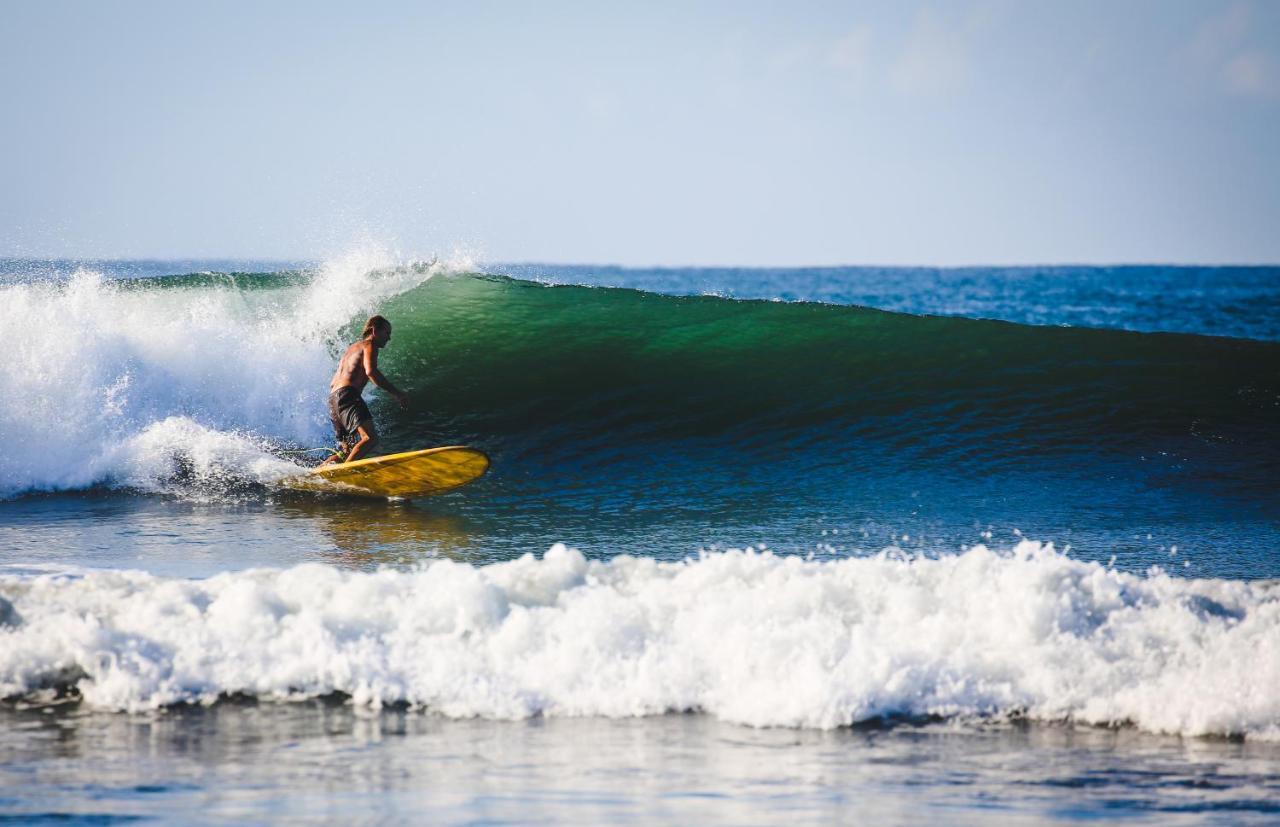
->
<box><xmin>3</xmin><ymin>542</ymin><xmax>1277</xmax><ymax>740</ymax></box>
<box><xmin>4</xmin><ymin>253</ymin><xmax>447</xmax><ymax>496</ymax></box>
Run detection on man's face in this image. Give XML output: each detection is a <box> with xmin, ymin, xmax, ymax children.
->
<box><xmin>375</xmin><ymin>325</ymin><xmax>392</xmax><ymax>348</ymax></box>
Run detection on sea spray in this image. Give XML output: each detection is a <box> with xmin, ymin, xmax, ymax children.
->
<box><xmin>1</xmin><ymin>541</ymin><xmax>1276</xmax><ymax>739</ymax></box>
<box><xmin>0</xmin><ymin>253</ymin><xmax>456</xmax><ymax>496</ymax></box>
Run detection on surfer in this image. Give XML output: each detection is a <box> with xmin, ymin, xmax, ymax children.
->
<box><xmin>320</xmin><ymin>315</ymin><xmax>410</xmax><ymax>465</ymax></box>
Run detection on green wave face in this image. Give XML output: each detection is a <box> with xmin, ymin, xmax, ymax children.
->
<box><xmin>336</xmin><ymin>273</ymin><xmax>1279</xmax><ymax>522</ymax></box>
<box><xmin>371</xmin><ymin>275</ymin><xmax>1273</xmax><ymax>446</ymax></box>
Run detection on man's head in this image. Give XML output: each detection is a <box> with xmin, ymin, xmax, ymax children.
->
<box><xmin>362</xmin><ymin>315</ymin><xmax>392</xmax><ymax>348</ymax></box>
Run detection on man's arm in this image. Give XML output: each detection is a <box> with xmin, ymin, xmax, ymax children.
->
<box><xmin>362</xmin><ymin>342</ymin><xmax>410</xmax><ymax>409</ymax></box>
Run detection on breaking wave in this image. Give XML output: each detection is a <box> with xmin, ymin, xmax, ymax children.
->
<box><xmin>1</xmin><ymin>542</ymin><xmax>1277</xmax><ymax>739</ymax></box>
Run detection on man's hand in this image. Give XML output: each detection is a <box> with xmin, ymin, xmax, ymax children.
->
<box><xmin>395</xmin><ymin>390</ymin><xmax>410</xmax><ymax>411</ymax></box>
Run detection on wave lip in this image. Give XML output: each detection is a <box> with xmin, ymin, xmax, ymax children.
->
<box><xmin>1</xmin><ymin>542</ymin><xmax>1276</xmax><ymax>739</ymax></box>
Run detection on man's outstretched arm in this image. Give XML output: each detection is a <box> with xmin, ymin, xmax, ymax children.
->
<box><xmin>362</xmin><ymin>342</ymin><xmax>410</xmax><ymax>409</ymax></box>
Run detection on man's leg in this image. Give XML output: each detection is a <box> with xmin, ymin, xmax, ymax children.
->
<box><xmin>344</xmin><ymin>422</ymin><xmax>379</xmax><ymax>463</ymax></box>
<box><xmin>320</xmin><ymin>396</ymin><xmax>347</xmax><ymax>466</ymax></box>
<box><xmin>318</xmin><ymin>441</ymin><xmax>350</xmax><ymax>467</ymax></box>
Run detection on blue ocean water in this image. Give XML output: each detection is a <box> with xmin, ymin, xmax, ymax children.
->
<box><xmin>1</xmin><ymin>257</ymin><xmax>1278</xmax><ymax>823</ymax></box>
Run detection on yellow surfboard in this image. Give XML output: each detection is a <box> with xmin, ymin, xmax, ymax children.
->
<box><xmin>280</xmin><ymin>446</ymin><xmax>489</xmax><ymax>499</ymax></box>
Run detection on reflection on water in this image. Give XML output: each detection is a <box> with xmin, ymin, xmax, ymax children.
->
<box><xmin>2</xmin><ymin>484</ymin><xmax>1276</xmax><ymax>582</ymax></box>
<box><xmin>272</xmin><ymin>496</ymin><xmax>479</xmax><ymax>566</ymax></box>
<box><xmin>1</xmin><ymin>704</ymin><xmax>1277</xmax><ymax>824</ymax></box>
<box><xmin>0</xmin><ymin>491</ymin><xmax>508</xmax><ymax>577</ymax></box>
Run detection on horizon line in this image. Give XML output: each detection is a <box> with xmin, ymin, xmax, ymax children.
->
<box><xmin>2</xmin><ymin>256</ymin><xmax>1278</xmax><ymax>271</ymax></box>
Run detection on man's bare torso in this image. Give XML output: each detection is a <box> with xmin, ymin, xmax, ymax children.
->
<box><xmin>330</xmin><ymin>340</ymin><xmax>375</xmax><ymax>394</ymax></box>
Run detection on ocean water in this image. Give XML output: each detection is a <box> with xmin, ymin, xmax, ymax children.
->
<box><xmin>1</xmin><ymin>256</ymin><xmax>1278</xmax><ymax>823</ymax></box>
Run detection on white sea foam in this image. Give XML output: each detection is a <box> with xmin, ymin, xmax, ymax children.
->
<box><xmin>0</xmin><ymin>249</ymin><xmax>462</xmax><ymax>496</ymax></box>
<box><xmin>1</xmin><ymin>541</ymin><xmax>1276</xmax><ymax>738</ymax></box>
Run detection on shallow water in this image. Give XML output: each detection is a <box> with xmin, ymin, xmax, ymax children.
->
<box><xmin>3</xmin><ymin>486</ymin><xmax>1272</xmax><ymax>580</ymax></box>
<box><xmin>3</xmin><ymin>705</ymin><xmax>1277</xmax><ymax>824</ymax></box>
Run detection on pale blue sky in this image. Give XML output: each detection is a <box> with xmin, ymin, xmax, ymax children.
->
<box><xmin>2</xmin><ymin>1</ymin><xmax>1278</xmax><ymax>265</ymax></box>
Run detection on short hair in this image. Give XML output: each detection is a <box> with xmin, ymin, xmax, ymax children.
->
<box><xmin>362</xmin><ymin>315</ymin><xmax>390</xmax><ymax>339</ymax></box>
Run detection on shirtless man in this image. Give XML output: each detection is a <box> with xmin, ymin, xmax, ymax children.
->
<box><xmin>321</xmin><ymin>315</ymin><xmax>410</xmax><ymax>465</ymax></box>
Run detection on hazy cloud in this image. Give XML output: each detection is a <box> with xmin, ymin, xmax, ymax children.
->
<box><xmin>1223</xmin><ymin>50</ymin><xmax>1280</xmax><ymax>98</ymax></box>
<box><xmin>828</xmin><ymin>24</ymin><xmax>874</xmax><ymax>85</ymax></box>
<box><xmin>889</xmin><ymin>7</ymin><xmax>975</xmax><ymax>96</ymax></box>
<box><xmin>1191</xmin><ymin>0</ymin><xmax>1252</xmax><ymax>62</ymax></box>
<box><xmin>1191</xmin><ymin>1</ymin><xmax>1280</xmax><ymax>100</ymax></box>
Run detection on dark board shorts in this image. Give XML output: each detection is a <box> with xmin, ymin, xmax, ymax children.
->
<box><xmin>328</xmin><ymin>386</ymin><xmax>373</xmax><ymax>447</ymax></box>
